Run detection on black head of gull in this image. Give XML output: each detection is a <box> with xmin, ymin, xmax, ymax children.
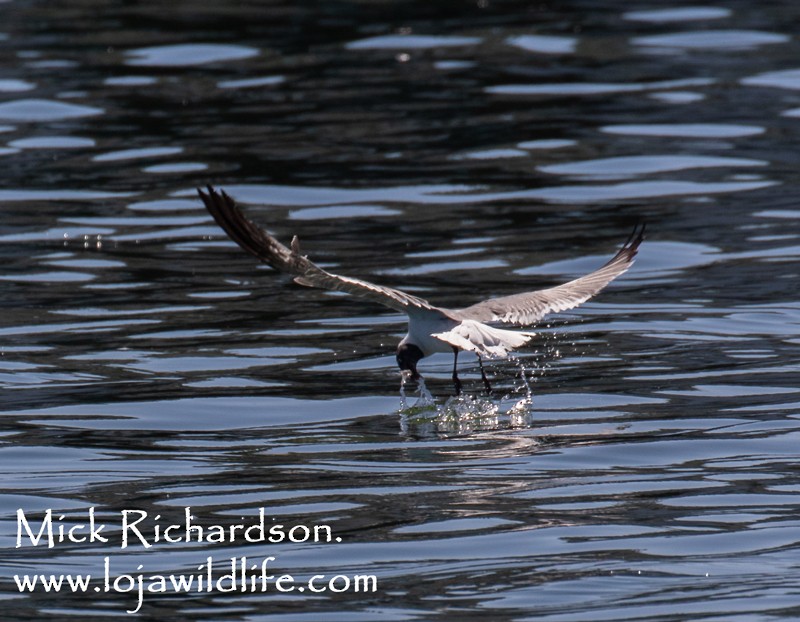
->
<box><xmin>396</xmin><ymin>343</ymin><xmax>424</xmax><ymax>381</ymax></box>
<box><xmin>198</xmin><ymin>185</ymin><xmax>644</xmax><ymax>395</ymax></box>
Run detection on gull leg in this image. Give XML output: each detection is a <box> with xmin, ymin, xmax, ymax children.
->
<box><xmin>451</xmin><ymin>347</ymin><xmax>462</xmax><ymax>395</ymax></box>
<box><xmin>477</xmin><ymin>356</ymin><xmax>492</xmax><ymax>394</ymax></box>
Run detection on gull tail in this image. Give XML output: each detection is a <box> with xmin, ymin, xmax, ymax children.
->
<box><xmin>433</xmin><ymin>320</ymin><xmax>535</xmax><ymax>358</ymax></box>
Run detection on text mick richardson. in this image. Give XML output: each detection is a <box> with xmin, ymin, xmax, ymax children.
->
<box><xmin>16</xmin><ymin>507</ymin><xmax>339</xmax><ymax>549</ymax></box>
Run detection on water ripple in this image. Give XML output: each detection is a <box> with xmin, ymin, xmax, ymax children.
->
<box><xmin>0</xmin><ymin>98</ymin><xmax>103</xmax><ymax>121</ymax></box>
<box><xmin>345</xmin><ymin>34</ymin><xmax>481</xmax><ymax>50</ymax></box>
<box><xmin>538</xmin><ymin>155</ymin><xmax>765</xmax><ymax>178</ymax></box>
<box><xmin>505</xmin><ymin>35</ymin><xmax>577</xmax><ymax>55</ymax></box>
<box><xmin>623</xmin><ymin>7</ymin><xmax>732</xmax><ymax>22</ymax></box>
<box><xmin>633</xmin><ymin>30</ymin><xmax>789</xmax><ymax>51</ymax></box>
<box><xmin>601</xmin><ymin>123</ymin><xmax>764</xmax><ymax>138</ymax></box>
<box><xmin>125</xmin><ymin>43</ymin><xmax>259</xmax><ymax>67</ymax></box>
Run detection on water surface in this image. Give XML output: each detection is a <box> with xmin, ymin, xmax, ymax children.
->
<box><xmin>1</xmin><ymin>1</ymin><xmax>800</xmax><ymax>620</ymax></box>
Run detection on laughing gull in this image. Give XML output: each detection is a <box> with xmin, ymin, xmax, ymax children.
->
<box><xmin>198</xmin><ymin>185</ymin><xmax>644</xmax><ymax>393</ymax></box>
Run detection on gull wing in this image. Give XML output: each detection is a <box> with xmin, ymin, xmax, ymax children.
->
<box><xmin>456</xmin><ymin>224</ymin><xmax>644</xmax><ymax>325</ymax></box>
<box><xmin>198</xmin><ymin>185</ymin><xmax>437</xmax><ymax>314</ymax></box>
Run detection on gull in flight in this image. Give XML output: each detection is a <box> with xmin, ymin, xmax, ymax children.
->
<box><xmin>198</xmin><ymin>186</ymin><xmax>644</xmax><ymax>393</ymax></box>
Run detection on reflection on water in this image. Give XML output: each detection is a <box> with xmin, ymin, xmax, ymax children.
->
<box><xmin>600</xmin><ymin>123</ymin><xmax>765</xmax><ymax>138</ymax></box>
<box><xmin>632</xmin><ymin>30</ymin><xmax>789</xmax><ymax>50</ymax></box>
<box><xmin>537</xmin><ymin>154</ymin><xmax>766</xmax><ymax>178</ymax></box>
<box><xmin>0</xmin><ymin>98</ymin><xmax>103</xmax><ymax>121</ymax></box>
<box><xmin>485</xmin><ymin>77</ymin><xmax>715</xmax><ymax>96</ymax></box>
<box><xmin>623</xmin><ymin>7</ymin><xmax>733</xmax><ymax>22</ymax></box>
<box><xmin>2</xmin><ymin>0</ymin><xmax>800</xmax><ymax>620</ymax></box>
<box><xmin>345</xmin><ymin>34</ymin><xmax>482</xmax><ymax>50</ymax></box>
<box><xmin>125</xmin><ymin>43</ymin><xmax>260</xmax><ymax>67</ymax></box>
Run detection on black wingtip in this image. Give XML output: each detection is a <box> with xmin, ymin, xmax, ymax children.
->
<box><xmin>198</xmin><ymin>184</ymin><xmax>224</xmax><ymax>197</ymax></box>
<box><xmin>605</xmin><ymin>221</ymin><xmax>646</xmax><ymax>269</ymax></box>
<box><xmin>622</xmin><ymin>221</ymin><xmax>645</xmax><ymax>248</ymax></box>
<box><xmin>635</xmin><ymin>221</ymin><xmax>646</xmax><ymax>248</ymax></box>
<box><xmin>623</xmin><ymin>221</ymin><xmax>646</xmax><ymax>256</ymax></box>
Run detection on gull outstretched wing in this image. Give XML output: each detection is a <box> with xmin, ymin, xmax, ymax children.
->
<box><xmin>455</xmin><ymin>224</ymin><xmax>644</xmax><ymax>325</ymax></box>
<box><xmin>198</xmin><ymin>185</ymin><xmax>437</xmax><ymax>314</ymax></box>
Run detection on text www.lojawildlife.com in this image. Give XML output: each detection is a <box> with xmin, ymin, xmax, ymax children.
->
<box><xmin>14</xmin><ymin>556</ymin><xmax>378</xmax><ymax>614</ymax></box>
<box><xmin>13</xmin><ymin>506</ymin><xmax>378</xmax><ymax>614</ymax></box>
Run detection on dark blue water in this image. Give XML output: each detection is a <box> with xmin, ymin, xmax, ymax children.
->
<box><xmin>2</xmin><ymin>1</ymin><xmax>800</xmax><ymax>620</ymax></box>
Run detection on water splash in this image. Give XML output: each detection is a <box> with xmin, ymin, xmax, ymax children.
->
<box><xmin>399</xmin><ymin>371</ymin><xmax>436</xmax><ymax>411</ymax></box>
<box><xmin>436</xmin><ymin>394</ymin><xmax>500</xmax><ymax>434</ymax></box>
<box><xmin>396</xmin><ymin>328</ymin><xmax>576</xmax><ymax>434</ymax></box>
<box><xmin>398</xmin><ymin>357</ymin><xmax>537</xmax><ymax>435</ymax></box>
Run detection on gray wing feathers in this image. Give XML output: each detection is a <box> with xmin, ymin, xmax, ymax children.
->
<box><xmin>456</xmin><ymin>224</ymin><xmax>644</xmax><ymax>325</ymax></box>
<box><xmin>198</xmin><ymin>185</ymin><xmax>435</xmax><ymax>313</ymax></box>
